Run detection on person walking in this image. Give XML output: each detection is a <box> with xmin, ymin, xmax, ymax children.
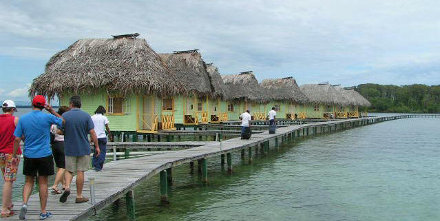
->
<box><xmin>13</xmin><ymin>95</ymin><xmax>64</xmax><ymax>220</ymax></box>
<box><xmin>268</xmin><ymin>107</ymin><xmax>277</xmax><ymax>125</ymax></box>
<box><xmin>91</xmin><ymin>106</ymin><xmax>112</xmax><ymax>172</ymax></box>
<box><xmin>60</xmin><ymin>96</ymin><xmax>100</xmax><ymax>204</ymax></box>
<box><xmin>0</xmin><ymin>100</ymin><xmax>20</xmax><ymax>218</ymax></box>
<box><xmin>239</xmin><ymin>110</ymin><xmax>252</xmax><ymax>139</ymax></box>
<box><xmin>268</xmin><ymin>107</ymin><xmax>277</xmax><ymax>134</ymax></box>
<box><xmin>50</xmin><ymin>106</ymin><xmax>70</xmax><ymax>194</ymax></box>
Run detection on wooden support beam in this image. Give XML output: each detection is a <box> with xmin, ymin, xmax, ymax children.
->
<box><xmin>166</xmin><ymin>168</ymin><xmax>173</xmax><ymax>186</ymax></box>
<box><xmin>124</xmin><ymin>149</ymin><xmax>130</xmax><ymax>159</ymax></box>
<box><xmin>189</xmin><ymin>161</ymin><xmax>194</xmax><ymax>174</ymax></box>
<box><xmin>248</xmin><ymin>146</ymin><xmax>253</xmax><ymax>162</ymax></box>
<box><xmin>241</xmin><ymin>149</ymin><xmax>245</xmax><ymax>160</ymax></box>
<box><xmin>227</xmin><ymin>153</ymin><xmax>232</xmax><ymax>173</ymax></box>
<box><xmin>126</xmin><ymin>190</ymin><xmax>136</xmax><ymax>220</ymax></box>
<box><xmin>221</xmin><ymin>154</ymin><xmax>225</xmax><ymax>168</ymax></box>
<box><xmin>197</xmin><ymin>159</ymin><xmax>202</xmax><ymax>174</ymax></box>
<box><xmin>160</xmin><ymin>170</ymin><xmax>168</xmax><ymax>202</ymax></box>
<box><xmin>201</xmin><ymin>158</ymin><xmax>208</xmax><ymax>183</ymax></box>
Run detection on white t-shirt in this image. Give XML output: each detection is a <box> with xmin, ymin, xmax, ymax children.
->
<box><xmin>91</xmin><ymin>114</ymin><xmax>109</xmax><ymax>139</ymax></box>
<box><xmin>268</xmin><ymin>110</ymin><xmax>277</xmax><ymax>120</ymax></box>
<box><xmin>51</xmin><ymin>125</ymin><xmax>64</xmax><ymax>142</ymax></box>
<box><xmin>240</xmin><ymin>112</ymin><xmax>252</xmax><ymax>127</ymax></box>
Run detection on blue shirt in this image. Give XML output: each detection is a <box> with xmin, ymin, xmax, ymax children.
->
<box><xmin>14</xmin><ymin>110</ymin><xmax>63</xmax><ymax>158</ymax></box>
<box><xmin>62</xmin><ymin>108</ymin><xmax>94</xmax><ymax>156</ymax></box>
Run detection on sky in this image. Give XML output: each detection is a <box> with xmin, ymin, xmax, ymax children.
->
<box><xmin>1</xmin><ymin>0</ymin><xmax>439</xmax><ymax>103</ymax></box>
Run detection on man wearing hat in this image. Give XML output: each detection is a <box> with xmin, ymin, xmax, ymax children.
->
<box><xmin>0</xmin><ymin>100</ymin><xmax>20</xmax><ymax>218</ymax></box>
<box><xmin>13</xmin><ymin>95</ymin><xmax>64</xmax><ymax>220</ymax></box>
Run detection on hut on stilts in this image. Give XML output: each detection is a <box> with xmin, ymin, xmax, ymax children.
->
<box><xmin>159</xmin><ymin>50</ymin><xmax>215</xmax><ymax>125</ymax></box>
<box><xmin>300</xmin><ymin>83</ymin><xmax>349</xmax><ymax>119</ymax></box>
<box><xmin>29</xmin><ymin>34</ymin><xmax>184</xmax><ymax>133</ymax></box>
<box><xmin>222</xmin><ymin>71</ymin><xmax>268</xmax><ymax>120</ymax></box>
<box><xmin>206</xmin><ymin>63</ymin><xmax>230</xmax><ymax>123</ymax></box>
<box><xmin>260</xmin><ymin>77</ymin><xmax>309</xmax><ymax>119</ymax></box>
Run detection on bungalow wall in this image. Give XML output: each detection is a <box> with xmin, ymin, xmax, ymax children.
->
<box><xmin>59</xmin><ymin>91</ymin><xmax>138</xmax><ymax>132</ymax></box>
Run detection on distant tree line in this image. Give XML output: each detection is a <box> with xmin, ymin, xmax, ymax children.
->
<box><xmin>355</xmin><ymin>84</ymin><xmax>440</xmax><ymax>113</ymax></box>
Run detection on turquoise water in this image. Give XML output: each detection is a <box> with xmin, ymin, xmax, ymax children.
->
<box><xmin>88</xmin><ymin>117</ymin><xmax>440</xmax><ymax>221</ymax></box>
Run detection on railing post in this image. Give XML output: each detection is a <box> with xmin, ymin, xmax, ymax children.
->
<box><xmin>227</xmin><ymin>153</ymin><xmax>232</xmax><ymax>173</ymax></box>
<box><xmin>89</xmin><ymin>177</ymin><xmax>96</xmax><ymax>205</ymax></box>
<box><xmin>113</xmin><ymin>146</ymin><xmax>117</xmax><ymax>161</ymax></box>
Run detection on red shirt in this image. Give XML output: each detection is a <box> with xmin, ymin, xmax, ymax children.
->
<box><xmin>0</xmin><ymin>114</ymin><xmax>21</xmax><ymax>154</ymax></box>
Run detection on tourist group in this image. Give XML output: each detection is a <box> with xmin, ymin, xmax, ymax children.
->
<box><xmin>0</xmin><ymin>96</ymin><xmax>112</xmax><ymax>220</ymax></box>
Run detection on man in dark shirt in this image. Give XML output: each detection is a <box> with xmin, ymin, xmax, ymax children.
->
<box><xmin>59</xmin><ymin>96</ymin><xmax>100</xmax><ymax>204</ymax></box>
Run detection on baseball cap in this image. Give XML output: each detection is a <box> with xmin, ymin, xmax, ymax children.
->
<box><xmin>32</xmin><ymin>95</ymin><xmax>46</xmax><ymax>107</ymax></box>
<box><xmin>2</xmin><ymin>100</ymin><xmax>16</xmax><ymax>109</ymax></box>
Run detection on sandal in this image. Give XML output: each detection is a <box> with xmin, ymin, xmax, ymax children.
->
<box><xmin>1</xmin><ymin>210</ymin><xmax>14</xmax><ymax>218</ymax></box>
<box><xmin>7</xmin><ymin>204</ymin><xmax>13</xmax><ymax>210</ymax></box>
<box><xmin>50</xmin><ymin>187</ymin><xmax>62</xmax><ymax>195</ymax></box>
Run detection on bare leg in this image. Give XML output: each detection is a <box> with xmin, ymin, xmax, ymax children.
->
<box><xmin>76</xmin><ymin>171</ymin><xmax>84</xmax><ymax>198</ymax></box>
<box><xmin>38</xmin><ymin>176</ymin><xmax>48</xmax><ymax>214</ymax></box>
<box><xmin>51</xmin><ymin>168</ymin><xmax>65</xmax><ymax>190</ymax></box>
<box><xmin>22</xmin><ymin>176</ymin><xmax>34</xmax><ymax>205</ymax></box>
<box><xmin>1</xmin><ymin>181</ymin><xmax>12</xmax><ymax>213</ymax></box>
<box><xmin>64</xmin><ymin>171</ymin><xmax>73</xmax><ymax>191</ymax></box>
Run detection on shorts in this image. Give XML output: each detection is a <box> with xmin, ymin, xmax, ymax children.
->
<box><xmin>51</xmin><ymin>141</ymin><xmax>65</xmax><ymax>168</ymax></box>
<box><xmin>65</xmin><ymin>155</ymin><xmax>90</xmax><ymax>172</ymax></box>
<box><xmin>0</xmin><ymin>153</ymin><xmax>21</xmax><ymax>181</ymax></box>
<box><xmin>23</xmin><ymin>155</ymin><xmax>54</xmax><ymax>177</ymax></box>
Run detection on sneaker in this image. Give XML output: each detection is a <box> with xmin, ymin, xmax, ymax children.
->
<box><xmin>39</xmin><ymin>212</ymin><xmax>52</xmax><ymax>220</ymax></box>
<box><xmin>19</xmin><ymin>204</ymin><xmax>27</xmax><ymax>220</ymax></box>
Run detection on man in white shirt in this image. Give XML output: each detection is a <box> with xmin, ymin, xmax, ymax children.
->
<box><xmin>268</xmin><ymin>107</ymin><xmax>277</xmax><ymax>126</ymax></box>
<box><xmin>239</xmin><ymin>110</ymin><xmax>252</xmax><ymax>139</ymax></box>
<box><xmin>91</xmin><ymin>106</ymin><xmax>112</xmax><ymax>171</ymax></box>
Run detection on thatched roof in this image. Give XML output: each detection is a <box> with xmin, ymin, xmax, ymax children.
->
<box><xmin>343</xmin><ymin>88</ymin><xmax>371</xmax><ymax>107</ymax></box>
<box><xmin>30</xmin><ymin>36</ymin><xmax>183</xmax><ymax>97</ymax></box>
<box><xmin>260</xmin><ymin>77</ymin><xmax>309</xmax><ymax>103</ymax></box>
<box><xmin>300</xmin><ymin>83</ymin><xmax>348</xmax><ymax>105</ymax></box>
<box><xmin>206</xmin><ymin>63</ymin><xmax>229</xmax><ymax>99</ymax></box>
<box><xmin>334</xmin><ymin>86</ymin><xmax>357</xmax><ymax>106</ymax></box>
<box><xmin>222</xmin><ymin>71</ymin><xmax>267</xmax><ymax>102</ymax></box>
<box><xmin>159</xmin><ymin>50</ymin><xmax>213</xmax><ymax>97</ymax></box>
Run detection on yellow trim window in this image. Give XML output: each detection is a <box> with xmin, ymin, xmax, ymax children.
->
<box><xmin>108</xmin><ymin>96</ymin><xmax>130</xmax><ymax>115</ymax></box>
<box><xmin>162</xmin><ymin>98</ymin><xmax>174</xmax><ymax>111</ymax></box>
<box><xmin>228</xmin><ymin>103</ymin><xmax>234</xmax><ymax>112</ymax></box>
<box><xmin>197</xmin><ymin>102</ymin><xmax>203</xmax><ymax>111</ymax></box>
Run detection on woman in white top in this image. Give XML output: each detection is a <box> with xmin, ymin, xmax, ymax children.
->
<box><xmin>50</xmin><ymin>106</ymin><xmax>69</xmax><ymax>194</ymax></box>
<box><xmin>91</xmin><ymin>106</ymin><xmax>112</xmax><ymax>171</ymax></box>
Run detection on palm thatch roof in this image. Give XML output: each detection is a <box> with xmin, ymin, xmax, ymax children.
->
<box><xmin>300</xmin><ymin>83</ymin><xmax>348</xmax><ymax>105</ymax></box>
<box><xmin>206</xmin><ymin>63</ymin><xmax>229</xmax><ymax>99</ymax></box>
<box><xmin>334</xmin><ymin>86</ymin><xmax>357</xmax><ymax>106</ymax></box>
<box><xmin>30</xmin><ymin>36</ymin><xmax>183</xmax><ymax>98</ymax></box>
<box><xmin>159</xmin><ymin>50</ymin><xmax>213</xmax><ymax>97</ymax></box>
<box><xmin>343</xmin><ymin>88</ymin><xmax>372</xmax><ymax>107</ymax></box>
<box><xmin>260</xmin><ymin>77</ymin><xmax>309</xmax><ymax>103</ymax></box>
<box><xmin>221</xmin><ymin>71</ymin><xmax>267</xmax><ymax>102</ymax></box>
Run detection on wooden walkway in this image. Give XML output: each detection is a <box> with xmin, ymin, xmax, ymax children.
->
<box><xmin>5</xmin><ymin>115</ymin><xmax>407</xmax><ymax>220</ymax></box>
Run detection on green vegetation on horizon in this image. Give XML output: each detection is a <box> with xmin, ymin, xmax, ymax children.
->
<box><xmin>356</xmin><ymin>84</ymin><xmax>440</xmax><ymax>113</ymax></box>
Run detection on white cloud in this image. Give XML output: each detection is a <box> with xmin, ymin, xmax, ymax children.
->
<box><xmin>7</xmin><ymin>83</ymin><xmax>30</xmax><ymax>98</ymax></box>
<box><xmin>0</xmin><ymin>0</ymin><xmax>439</xmax><ymax>86</ymax></box>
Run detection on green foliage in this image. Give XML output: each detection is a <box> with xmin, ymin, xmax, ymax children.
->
<box><xmin>356</xmin><ymin>84</ymin><xmax>440</xmax><ymax>113</ymax></box>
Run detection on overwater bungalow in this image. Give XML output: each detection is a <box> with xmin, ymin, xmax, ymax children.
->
<box><xmin>222</xmin><ymin>71</ymin><xmax>268</xmax><ymax>120</ymax></box>
<box><xmin>29</xmin><ymin>35</ymin><xmax>185</xmax><ymax>133</ymax></box>
<box><xmin>206</xmin><ymin>63</ymin><xmax>230</xmax><ymax>123</ymax></box>
<box><xmin>342</xmin><ymin>87</ymin><xmax>371</xmax><ymax>117</ymax></box>
<box><xmin>159</xmin><ymin>50</ymin><xmax>216</xmax><ymax>126</ymax></box>
<box><xmin>300</xmin><ymin>83</ymin><xmax>349</xmax><ymax>119</ymax></box>
<box><xmin>260</xmin><ymin>77</ymin><xmax>309</xmax><ymax>119</ymax></box>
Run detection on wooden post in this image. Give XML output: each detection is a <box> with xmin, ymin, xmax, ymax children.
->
<box><xmin>221</xmin><ymin>154</ymin><xmax>225</xmax><ymax>169</ymax></box>
<box><xmin>126</xmin><ymin>190</ymin><xmax>136</xmax><ymax>220</ymax></box>
<box><xmin>113</xmin><ymin>146</ymin><xmax>117</xmax><ymax>161</ymax></box>
<box><xmin>241</xmin><ymin>149</ymin><xmax>245</xmax><ymax>160</ymax></box>
<box><xmin>189</xmin><ymin>161</ymin><xmax>194</xmax><ymax>174</ymax></box>
<box><xmin>132</xmin><ymin>133</ymin><xmax>137</xmax><ymax>142</ymax></box>
<box><xmin>160</xmin><ymin>170</ymin><xmax>168</xmax><ymax>202</ymax></box>
<box><xmin>197</xmin><ymin>159</ymin><xmax>202</xmax><ymax>174</ymax></box>
<box><xmin>166</xmin><ymin>135</ymin><xmax>171</xmax><ymax>142</ymax></box>
<box><xmin>275</xmin><ymin>137</ymin><xmax>279</xmax><ymax>148</ymax></box>
<box><xmin>166</xmin><ymin>168</ymin><xmax>173</xmax><ymax>186</ymax></box>
<box><xmin>248</xmin><ymin>146</ymin><xmax>252</xmax><ymax>162</ymax></box>
<box><xmin>124</xmin><ymin>148</ymin><xmax>130</xmax><ymax>159</ymax></box>
<box><xmin>201</xmin><ymin>158</ymin><xmax>208</xmax><ymax>183</ymax></box>
<box><xmin>227</xmin><ymin>153</ymin><xmax>232</xmax><ymax>173</ymax></box>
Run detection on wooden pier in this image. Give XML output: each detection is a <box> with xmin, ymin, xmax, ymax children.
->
<box><xmin>4</xmin><ymin>115</ymin><xmax>422</xmax><ymax>220</ymax></box>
